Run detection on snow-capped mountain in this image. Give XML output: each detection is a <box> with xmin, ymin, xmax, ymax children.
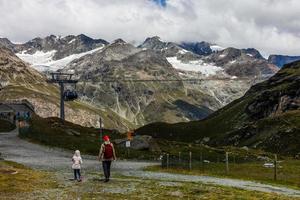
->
<box><xmin>0</xmin><ymin>34</ymin><xmax>108</xmax><ymax>72</ymax></box>
<box><xmin>138</xmin><ymin>36</ymin><xmax>224</xmax><ymax>77</ymax></box>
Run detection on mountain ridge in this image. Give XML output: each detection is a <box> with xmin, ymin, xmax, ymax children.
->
<box><xmin>0</xmin><ymin>35</ymin><xmax>284</xmax><ymax>132</ymax></box>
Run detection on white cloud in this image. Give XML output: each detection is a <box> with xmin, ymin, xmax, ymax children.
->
<box><xmin>0</xmin><ymin>0</ymin><xmax>299</xmax><ymax>55</ymax></box>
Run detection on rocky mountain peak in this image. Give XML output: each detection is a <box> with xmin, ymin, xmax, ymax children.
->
<box><xmin>144</xmin><ymin>36</ymin><xmax>162</xmax><ymax>43</ymax></box>
<box><xmin>112</xmin><ymin>38</ymin><xmax>127</xmax><ymax>44</ymax></box>
<box><xmin>139</xmin><ymin>36</ymin><xmax>167</xmax><ymax>50</ymax></box>
<box><xmin>222</xmin><ymin>47</ymin><xmax>242</xmax><ymax>58</ymax></box>
<box><xmin>180</xmin><ymin>41</ymin><xmax>212</xmax><ymax>56</ymax></box>
<box><xmin>77</xmin><ymin>33</ymin><xmax>90</xmax><ymax>40</ymax></box>
<box><xmin>75</xmin><ymin>34</ymin><xmax>108</xmax><ymax>46</ymax></box>
<box><xmin>45</xmin><ymin>34</ymin><xmax>58</xmax><ymax>40</ymax></box>
<box><xmin>242</xmin><ymin>48</ymin><xmax>264</xmax><ymax>59</ymax></box>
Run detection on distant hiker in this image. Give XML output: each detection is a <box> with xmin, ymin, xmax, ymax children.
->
<box><xmin>98</xmin><ymin>135</ymin><xmax>116</xmax><ymax>182</ymax></box>
<box><xmin>72</xmin><ymin>150</ymin><xmax>83</xmax><ymax>182</ymax></box>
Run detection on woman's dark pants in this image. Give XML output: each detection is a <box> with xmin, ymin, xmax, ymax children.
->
<box><xmin>102</xmin><ymin>161</ymin><xmax>112</xmax><ymax>181</ymax></box>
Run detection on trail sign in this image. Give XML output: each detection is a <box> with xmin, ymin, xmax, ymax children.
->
<box><xmin>126</xmin><ymin>140</ymin><xmax>131</xmax><ymax>148</ymax></box>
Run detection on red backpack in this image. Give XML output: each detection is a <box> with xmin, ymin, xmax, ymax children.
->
<box><xmin>103</xmin><ymin>143</ymin><xmax>113</xmax><ymax>159</ymax></box>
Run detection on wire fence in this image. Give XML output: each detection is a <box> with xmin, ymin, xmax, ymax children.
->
<box><xmin>160</xmin><ymin>151</ymin><xmax>282</xmax><ymax>181</ymax></box>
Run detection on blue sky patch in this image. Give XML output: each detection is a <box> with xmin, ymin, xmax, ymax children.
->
<box><xmin>152</xmin><ymin>0</ymin><xmax>167</xmax><ymax>7</ymax></box>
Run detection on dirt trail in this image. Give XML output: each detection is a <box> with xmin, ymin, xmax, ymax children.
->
<box><xmin>0</xmin><ymin>129</ymin><xmax>153</xmax><ymax>172</ymax></box>
<box><xmin>1</xmin><ymin>129</ymin><xmax>300</xmax><ymax>198</ymax></box>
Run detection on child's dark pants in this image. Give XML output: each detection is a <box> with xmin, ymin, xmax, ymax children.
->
<box><xmin>74</xmin><ymin>169</ymin><xmax>81</xmax><ymax>180</ymax></box>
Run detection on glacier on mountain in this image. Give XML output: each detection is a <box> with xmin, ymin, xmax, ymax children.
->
<box><xmin>16</xmin><ymin>46</ymin><xmax>104</xmax><ymax>72</ymax></box>
<box><xmin>166</xmin><ymin>56</ymin><xmax>223</xmax><ymax>76</ymax></box>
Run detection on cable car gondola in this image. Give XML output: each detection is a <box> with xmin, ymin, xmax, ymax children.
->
<box><xmin>63</xmin><ymin>89</ymin><xmax>78</xmax><ymax>101</ymax></box>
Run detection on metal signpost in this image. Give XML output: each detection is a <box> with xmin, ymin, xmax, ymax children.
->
<box><xmin>126</xmin><ymin>140</ymin><xmax>131</xmax><ymax>158</ymax></box>
<box><xmin>99</xmin><ymin>117</ymin><xmax>103</xmax><ymax>143</ymax></box>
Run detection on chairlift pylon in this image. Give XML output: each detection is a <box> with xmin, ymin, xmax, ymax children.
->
<box><xmin>47</xmin><ymin>71</ymin><xmax>79</xmax><ymax>120</ymax></box>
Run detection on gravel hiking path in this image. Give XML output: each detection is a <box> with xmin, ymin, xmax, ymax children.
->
<box><xmin>1</xmin><ymin>129</ymin><xmax>300</xmax><ymax>198</ymax></box>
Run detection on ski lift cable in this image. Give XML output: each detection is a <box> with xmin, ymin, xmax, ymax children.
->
<box><xmin>0</xmin><ymin>76</ymin><xmax>265</xmax><ymax>87</ymax></box>
<box><xmin>70</xmin><ymin>76</ymin><xmax>262</xmax><ymax>83</ymax></box>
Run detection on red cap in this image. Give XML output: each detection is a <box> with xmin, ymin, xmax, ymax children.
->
<box><xmin>103</xmin><ymin>135</ymin><xmax>110</xmax><ymax>141</ymax></box>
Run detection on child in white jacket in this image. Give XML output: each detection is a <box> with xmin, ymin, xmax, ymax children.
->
<box><xmin>72</xmin><ymin>150</ymin><xmax>82</xmax><ymax>182</ymax></box>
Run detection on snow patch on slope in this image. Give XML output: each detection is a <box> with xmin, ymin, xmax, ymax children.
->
<box><xmin>167</xmin><ymin>57</ymin><xmax>223</xmax><ymax>76</ymax></box>
<box><xmin>68</xmin><ymin>39</ymin><xmax>76</xmax><ymax>44</ymax></box>
<box><xmin>17</xmin><ymin>46</ymin><xmax>104</xmax><ymax>72</ymax></box>
<box><xmin>210</xmin><ymin>45</ymin><xmax>225</xmax><ymax>52</ymax></box>
<box><xmin>17</xmin><ymin>50</ymin><xmax>56</xmax><ymax>65</ymax></box>
<box><xmin>178</xmin><ymin>49</ymin><xmax>189</xmax><ymax>54</ymax></box>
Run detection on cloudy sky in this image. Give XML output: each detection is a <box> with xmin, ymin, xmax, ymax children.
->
<box><xmin>0</xmin><ymin>0</ymin><xmax>299</xmax><ymax>56</ymax></box>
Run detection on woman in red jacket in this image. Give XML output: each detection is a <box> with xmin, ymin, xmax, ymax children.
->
<box><xmin>98</xmin><ymin>135</ymin><xmax>117</xmax><ymax>182</ymax></box>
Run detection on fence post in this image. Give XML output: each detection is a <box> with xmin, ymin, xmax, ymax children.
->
<box><xmin>226</xmin><ymin>152</ymin><xmax>229</xmax><ymax>174</ymax></box>
<box><xmin>274</xmin><ymin>154</ymin><xmax>277</xmax><ymax>181</ymax></box>
<box><xmin>167</xmin><ymin>154</ymin><xmax>169</xmax><ymax>169</ymax></box>
<box><xmin>200</xmin><ymin>151</ymin><xmax>203</xmax><ymax>170</ymax></box>
<box><xmin>189</xmin><ymin>151</ymin><xmax>192</xmax><ymax>170</ymax></box>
